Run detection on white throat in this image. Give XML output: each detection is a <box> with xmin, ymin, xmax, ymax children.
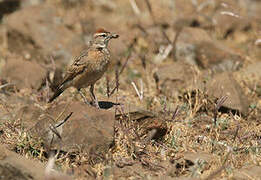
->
<box><xmin>94</xmin><ymin>43</ymin><xmax>106</xmax><ymax>49</ymax></box>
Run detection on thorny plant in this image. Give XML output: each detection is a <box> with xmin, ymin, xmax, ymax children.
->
<box><xmin>107</xmin><ymin>40</ymin><xmax>134</xmax><ymax>97</ymax></box>
<box><xmin>214</xmin><ymin>95</ymin><xmax>228</xmax><ymax>125</ymax></box>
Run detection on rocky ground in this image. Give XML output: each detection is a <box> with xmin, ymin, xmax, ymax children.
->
<box><xmin>0</xmin><ymin>0</ymin><xmax>261</xmax><ymax>179</ymax></box>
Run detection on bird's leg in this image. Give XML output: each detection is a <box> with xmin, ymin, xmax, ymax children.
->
<box><xmin>90</xmin><ymin>84</ymin><xmax>99</xmax><ymax>108</ymax></box>
<box><xmin>78</xmin><ymin>89</ymin><xmax>91</xmax><ymax>105</ymax></box>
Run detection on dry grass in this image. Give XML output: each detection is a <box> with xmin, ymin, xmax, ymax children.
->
<box><xmin>0</xmin><ymin>0</ymin><xmax>261</xmax><ymax>179</ymax></box>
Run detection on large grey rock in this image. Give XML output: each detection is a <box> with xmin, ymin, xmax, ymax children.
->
<box><xmin>0</xmin><ymin>145</ymin><xmax>72</xmax><ymax>180</ymax></box>
<box><xmin>175</xmin><ymin>27</ymin><xmax>243</xmax><ymax>72</ymax></box>
<box><xmin>213</xmin><ymin>8</ymin><xmax>252</xmax><ymax>39</ymax></box>
<box><xmin>1</xmin><ymin>55</ymin><xmax>47</xmax><ymax>90</ymax></box>
<box><xmin>232</xmin><ymin>165</ymin><xmax>261</xmax><ymax>180</ymax></box>
<box><xmin>30</xmin><ymin>101</ymin><xmax>115</xmax><ymax>154</ymax></box>
<box><xmin>206</xmin><ymin>72</ymin><xmax>249</xmax><ymax>115</ymax></box>
<box><xmin>0</xmin><ymin>145</ymin><xmax>45</xmax><ymax>180</ymax></box>
<box><xmin>155</xmin><ymin>61</ymin><xmax>202</xmax><ymax>97</ymax></box>
<box><xmin>183</xmin><ymin>152</ymin><xmax>215</xmax><ymax>164</ymax></box>
<box><xmin>4</xmin><ymin>4</ymin><xmax>85</xmax><ymax>65</ymax></box>
<box><xmin>14</xmin><ymin>104</ymin><xmax>44</xmax><ymax>130</ymax></box>
<box><xmin>239</xmin><ymin>61</ymin><xmax>261</xmax><ymax>81</ymax></box>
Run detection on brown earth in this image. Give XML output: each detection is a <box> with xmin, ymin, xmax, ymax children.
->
<box><xmin>0</xmin><ymin>0</ymin><xmax>261</xmax><ymax>179</ymax></box>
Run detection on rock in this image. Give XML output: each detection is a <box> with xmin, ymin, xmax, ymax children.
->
<box><xmin>177</xmin><ymin>27</ymin><xmax>212</xmax><ymax>44</ymax></box>
<box><xmin>237</xmin><ymin>62</ymin><xmax>261</xmax><ymax>97</ymax></box>
<box><xmin>0</xmin><ymin>145</ymin><xmax>72</xmax><ymax>180</ymax></box>
<box><xmin>206</xmin><ymin>72</ymin><xmax>249</xmax><ymax>115</ymax></box>
<box><xmin>155</xmin><ymin>61</ymin><xmax>202</xmax><ymax>97</ymax></box>
<box><xmin>195</xmin><ymin>41</ymin><xmax>242</xmax><ymax>72</ymax></box>
<box><xmin>213</xmin><ymin>9</ymin><xmax>252</xmax><ymax>39</ymax></box>
<box><xmin>0</xmin><ymin>145</ymin><xmax>45</xmax><ymax>180</ymax></box>
<box><xmin>183</xmin><ymin>152</ymin><xmax>215</xmax><ymax>164</ymax></box>
<box><xmin>175</xmin><ymin>27</ymin><xmax>243</xmax><ymax>72</ymax></box>
<box><xmin>0</xmin><ymin>94</ymin><xmax>44</xmax><ymax>138</ymax></box>
<box><xmin>173</xmin><ymin>16</ymin><xmax>206</xmax><ymax>30</ymax></box>
<box><xmin>30</xmin><ymin>101</ymin><xmax>115</xmax><ymax>155</ymax></box>
<box><xmin>0</xmin><ymin>0</ymin><xmax>20</xmax><ymax>20</ymax></box>
<box><xmin>4</xmin><ymin>4</ymin><xmax>85</xmax><ymax>65</ymax></box>
<box><xmin>232</xmin><ymin>165</ymin><xmax>261</xmax><ymax>180</ymax></box>
<box><xmin>175</xmin><ymin>27</ymin><xmax>211</xmax><ymax>66</ymax></box>
<box><xmin>111</xmin><ymin>164</ymin><xmax>146</xmax><ymax>180</ymax></box>
<box><xmin>20</xmin><ymin>0</ymin><xmax>44</xmax><ymax>8</ymax></box>
<box><xmin>1</xmin><ymin>55</ymin><xmax>47</xmax><ymax>90</ymax></box>
<box><xmin>0</xmin><ymin>96</ymin><xmax>14</xmax><ymax>123</ymax></box>
<box><xmin>111</xmin><ymin>163</ymin><xmax>177</xmax><ymax>180</ymax></box>
<box><xmin>239</xmin><ymin>61</ymin><xmax>261</xmax><ymax>81</ymax></box>
<box><xmin>14</xmin><ymin>105</ymin><xmax>44</xmax><ymax>130</ymax></box>
<box><xmin>116</xmin><ymin>107</ymin><xmax>167</xmax><ymax>141</ymax></box>
<box><xmin>110</xmin><ymin>155</ymin><xmax>198</xmax><ymax>179</ymax></box>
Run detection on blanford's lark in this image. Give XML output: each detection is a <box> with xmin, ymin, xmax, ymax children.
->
<box><xmin>48</xmin><ymin>28</ymin><xmax>119</xmax><ymax>107</ymax></box>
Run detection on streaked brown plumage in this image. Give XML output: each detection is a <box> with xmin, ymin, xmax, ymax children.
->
<box><xmin>48</xmin><ymin>28</ymin><xmax>119</xmax><ymax>106</ymax></box>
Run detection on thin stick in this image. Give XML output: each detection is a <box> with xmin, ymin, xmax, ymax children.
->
<box><xmin>109</xmin><ymin>45</ymin><xmax>133</xmax><ymax>97</ymax></box>
<box><xmin>139</xmin><ymin>79</ymin><xmax>143</xmax><ymax>100</ymax></box>
<box><xmin>55</xmin><ymin>112</ymin><xmax>73</xmax><ymax>128</ymax></box>
<box><xmin>172</xmin><ymin>28</ymin><xmax>182</xmax><ymax>60</ymax></box>
<box><xmin>220</xmin><ymin>11</ymin><xmax>241</xmax><ymax>19</ymax></box>
<box><xmin>0</xmin><ymin>83</ymin><xmax>14</xmax><ymax>89</ymax></box>
<box><xmin>106</xmin><ymin>75</ymin><xmax>110</xmax><ymax>98</ymax></box>
<box><xmin>144</xmin><ymin>0</ymin><xmax>155</xmax><ymax>24</ymax></box>
<box><xmin>131</xmin><ymin>81</ymin><xmax>143</xmax><ymax>100</ymax></box>
<box><xmin>171</xmin><ymin>106</ymin><xmax>180</xmax><ymax>121</ymax></box>
<box><xmin>214</xmin><ymin>95</ymin><xmax>228</xmax><ymax>125</ymax></box>
<box><xmin>119</xmin><ymin>47</ymin><xmax>132</xmax><ymax>75</ymax></box>
<box><xmin>116</xmin><ymin>67</ymin><xmax>119</xmax><ymax>93</ymax></box>
<box><xmin>144</xmin><ymin>0</ymin><xmax>171</xmax><ymax>45</ymax></box>
<box><xmin>129</xmin><ymin>0</ymin><xmax>140</xmax><ymax>15</ymax></box>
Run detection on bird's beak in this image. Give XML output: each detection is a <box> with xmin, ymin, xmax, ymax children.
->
<box><xmin>110</xmin><ymin>33</ymin><xmax>119</xmax><ymax>39</ymax></box>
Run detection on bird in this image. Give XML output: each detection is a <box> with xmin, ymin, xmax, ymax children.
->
<box><xmin>48</xmin><ymin>28</ymin><xmax>119</xmax><ymax>107</ymax></box>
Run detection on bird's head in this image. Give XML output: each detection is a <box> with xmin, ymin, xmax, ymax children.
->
<box><xmin>92</xmin><ymin>28</ymin><xmax>119</xmax><ymax>49</ymax></box>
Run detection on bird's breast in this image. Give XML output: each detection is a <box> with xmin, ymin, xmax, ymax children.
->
<box><xmin>73</xmin><ymin>51</ymin><xmax>110</xmax><ymax>89</ymax></box>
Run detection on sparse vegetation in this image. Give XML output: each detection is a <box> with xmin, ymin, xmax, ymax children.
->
<box><xmin>0</xmin><ymin>0</ymin><xmax>261</xmax><ymax>179</ymax></box>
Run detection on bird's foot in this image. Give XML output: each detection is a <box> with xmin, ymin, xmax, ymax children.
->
<box><xmin>90</xmin><ymin>98</ymin><xmax>100</xmax><ymax>109</ymax></box>
<box><xmin>83</xmin><ymin>99</ymin><xmax>91</xmax><ymax>106</ymax></box>
<box><xmin>78</xmin><ymin>90</ymin><xmax>91</xmax><ymax>105</ymax></box>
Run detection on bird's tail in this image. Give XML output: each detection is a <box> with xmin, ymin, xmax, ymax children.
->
<box><xmin>48</xmin><ymin>81</ymin><xmax>70</xmax><ymax>103</ymax></box>
<box><xmin>48</xmin><ymin>88</ymin><xmax>63</xmax><ymax>103</ymax></box>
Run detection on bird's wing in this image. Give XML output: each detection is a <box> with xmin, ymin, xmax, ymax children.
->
<box><xmin>59</xmin><ymin>51</ymin><xmax>89</xmax><ymax>86</ymax></box>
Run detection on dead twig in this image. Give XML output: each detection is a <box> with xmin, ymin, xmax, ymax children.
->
<box><xmin>172</xmin><ymin>28</ymin><xmax>182</xmax><ymax>60</ymax></box>
<box><xmin>144</xmin><ymin>0</ymin><xmax>171</xmax><ymax>46</ymax></box>
<box><xmin>144</xmin><ymin>0</ymin><xmax>155</xmax><ymax>24</ymax></box>
<box><xmin>55</xmin><ymin>112</ymin><xmax>73</xmax><ymax>128</ymax></box>
<box><xmin>49</xmin><ymin>112</ymin><xmax>73</xmax><ymax>141</ymax></box>
<box><xmin>214</xmin><ymin>95</ymin><xmax>228</xmax><ymax>125</ymax></box>
<box><xmin>106</xmin><ymin>75</ymin><xmax>110</xmax><ymax>98</ymax></box>
<box><xmin>131</xmin><ymin>80</ymin><xmax>143</xmax><ymax>101</ymax></box>
<box><xmin>0</xmin><ymin>83</ymin><xmax>14</xmax><ymax>90</ymax></box>
<box><xmin>129</xmin><ymin>0</ymin><xmax>140</xmax><ymax>15</ymax></box>
<box><xmin>171</xmin><ymin>106</ymin><xmax>180</xmax><ymax>121</ymax></box>
<box><xmin>108</xmin><ymin>42</ymin><xmax>133</xmax><ymax>97</ymax></box>
<box><xmin>47</xmin><ymin>108</ymin><xmax>73</xmax><ymax>151</ymax></box>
